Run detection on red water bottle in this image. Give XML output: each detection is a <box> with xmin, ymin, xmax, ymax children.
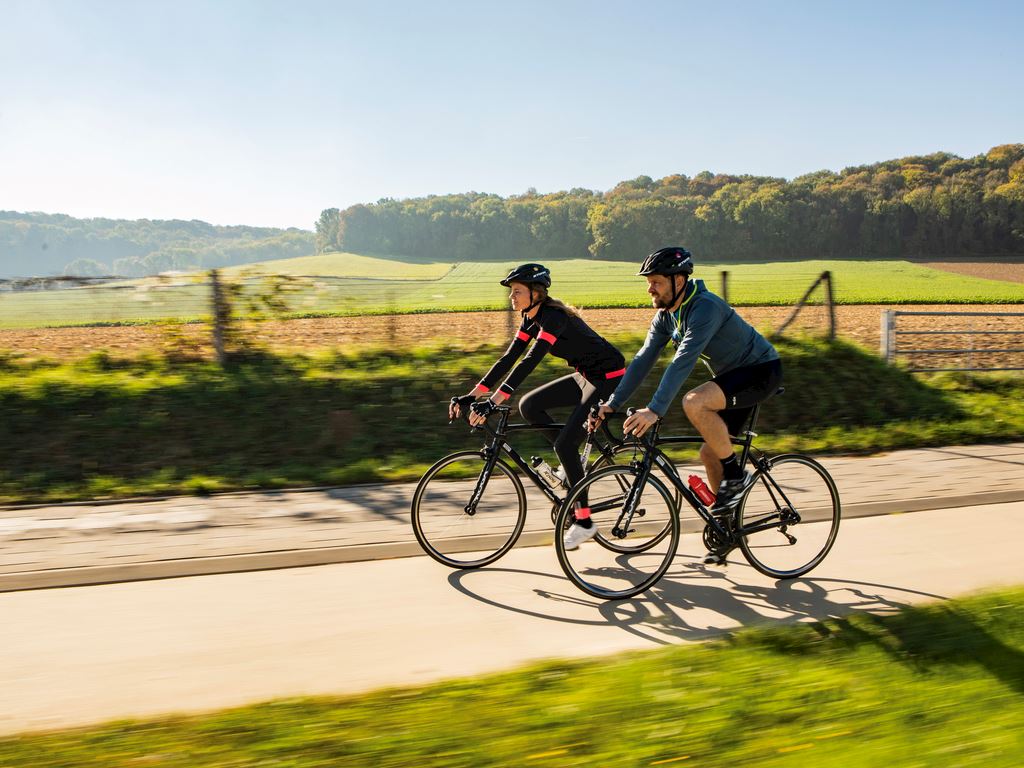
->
<box><xmin>688</xmin><ymin>475</ymin><xmax>717</xmax><ymax>505</ymax></box>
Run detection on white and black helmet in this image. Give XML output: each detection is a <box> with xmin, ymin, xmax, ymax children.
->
<box><xmin>637</xmin><ymin>247</ymin><xmax>694</xmax><ymax>277</ymax></box>
<box><xmin>500</xmin><ymin>263</ymin><xmax>552</xmax><ymax>288</ymax></box>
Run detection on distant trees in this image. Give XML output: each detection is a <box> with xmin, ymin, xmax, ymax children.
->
<box><xmin>315</xmin><ymin>208</ymin><xmax>341</xmax><ymax>254</ymax></box>
<box><xmin>318</xmin><ymin>144</ymin><xmax>1024</xmax><ymax>262</ymax></box>
<box><xmin>0</xmin><ymin>213</ymin><xmax>315</xmax><ymax>278</ymax></box>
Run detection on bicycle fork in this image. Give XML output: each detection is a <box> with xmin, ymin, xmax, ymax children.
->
<box><xmin>611</xmin><ymin>462</ymin><xmax>649</xmax><ymax>539</ymax></box>
<box><xmin>464</xmin><ymin>442</ymin><xmax>503</xmax><ymax>516</ymax></box>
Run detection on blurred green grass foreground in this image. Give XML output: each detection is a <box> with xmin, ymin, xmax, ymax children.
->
<box><xmin>0</xmin><ymin>333</ymin><xmax>1022</xmax><ymax>503</ymax></box>
<box><xmin>2</xmin><ymin>587</ymin><xmax>1022</xmax><ymax>766</ymax></box>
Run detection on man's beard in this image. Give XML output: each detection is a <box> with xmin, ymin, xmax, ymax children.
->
<box><xmin>652</xmin><ymin>293</ymin><xmax>672</xmax><ymax>309</ymax></box>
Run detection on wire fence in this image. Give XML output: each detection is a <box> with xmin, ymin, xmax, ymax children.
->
<box><xmin>0</xmin><ymin>269</ymin><xmax>840</xmax><ymax>331</ymax></box>
<box><xmin>881</xmin><ymin>310</ymin><xmax>1024</xmax><ymax>372</ymax></box>
<box><xmin>0</xmin><ymin>268</ymin><xmax>950</xmax><ymax>368</ymax></box>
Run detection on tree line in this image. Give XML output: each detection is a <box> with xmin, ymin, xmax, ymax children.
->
<box><xmin>0</xmin><ymin>213</ymin><xmax>314</xmax><ymax>278</ymax></box>
<box><xmin>316</xmin><ymin>144</ymin><xmax>1024</xmax><ymax>262</ymax></box>
<box><xmin>4</xmin><ymin>144</ymin><xmax>1022</xmax><ymax>279</ymax></box>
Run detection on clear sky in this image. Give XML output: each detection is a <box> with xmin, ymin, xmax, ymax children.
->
<box><xmin>1</xmin><ymin>0</ymin><xmax>1021</xmax><ymax>230</ymax></box>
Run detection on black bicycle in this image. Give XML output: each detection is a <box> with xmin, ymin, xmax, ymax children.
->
<box><xmin>553</xmin><ymin>390</ymin><xmax>842</xmax><ymax>599</ymax></box>
<box><xmin>410</xmin><ymin>399</ymin><xmax>681</xmax><ymax>569</ymax></box>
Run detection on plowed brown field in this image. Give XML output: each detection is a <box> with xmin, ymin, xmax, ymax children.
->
<box><xmin>917</xmin><ymin>259</ymin><xmax>1024</xmax><ymax>283</ymax></box>
<box><xmin>1</xmin><ymin>304</ymin><xmax>1021</xmax><ymax>365</ymax></box>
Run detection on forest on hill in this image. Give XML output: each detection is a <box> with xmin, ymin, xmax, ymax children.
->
<box><xmin>0</xmin><ymin>213</ymin><xmax>313</xmax><ymax>278</ymax></box>
<box><xmin>317</xmin><ymin>144</ymin><xmax>1024</xmax><ymax>263</ymax></box>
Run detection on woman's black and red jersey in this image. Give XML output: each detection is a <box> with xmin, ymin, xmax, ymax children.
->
<box><xmin>478</xmin><ymin>304</ymin><xmax>626</xmax><ymax>397</ymax></box>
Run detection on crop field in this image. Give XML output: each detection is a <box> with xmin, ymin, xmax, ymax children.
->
<box><xmin>0</xmin><ymin>254</ymin><xmax>1020</xmax><ymax>330</ymax></box>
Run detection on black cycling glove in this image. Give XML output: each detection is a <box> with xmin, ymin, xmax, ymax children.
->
<box><xmin>469</xmin><ymin>400</ymin><xmax>496</xmax><ymax>418</ymax></box>
<box><xmin>451</xmin><ymin>394</ymin><xmax>477</xmax><ymax>411</ymax></box>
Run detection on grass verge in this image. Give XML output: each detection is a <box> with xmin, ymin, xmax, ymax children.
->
<box><xmin>0</xmin><ymin>335</ymin><xmax>1022</xmax><ymax>504</ymax></box>
<box><xmin>1</xmin><ymin>587</ymin><xmax>1022</xmax><ymax>766</ymax></box>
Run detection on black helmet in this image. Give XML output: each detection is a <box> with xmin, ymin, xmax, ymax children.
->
<box><xmin>637</xmin><ymin>247</ymin><xmax>694</xmax><ymax>277</ymax></box>
<box><xmin>500</xmin><ymin>263</ymin><xmax>551</xmax><ymax>288</ymax></box>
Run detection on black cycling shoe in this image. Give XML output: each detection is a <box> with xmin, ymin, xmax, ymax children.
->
<box><xmin>711</xmin><ymin>471</ymin><xmax>751</xmax><ymax>514</ymax></box>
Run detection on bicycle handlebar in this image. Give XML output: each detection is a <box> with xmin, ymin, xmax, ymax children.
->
<box><xmin>450</xmin><ymin>396</ymin><xmax>623</xmax><ymax>446</ymax></box>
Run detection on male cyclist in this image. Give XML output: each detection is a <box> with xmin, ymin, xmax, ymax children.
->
<box><xmin>590</xmin><ymin>246</ymin><xmax>782</xmax><ymax>564</ymax></box>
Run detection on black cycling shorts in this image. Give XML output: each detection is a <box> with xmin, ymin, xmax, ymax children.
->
<box><xmin>712</xmin><ymin>359</ymin><xmax>783</xmax><ymax>436</ymax></box>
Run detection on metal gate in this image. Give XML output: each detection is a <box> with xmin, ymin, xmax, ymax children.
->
<box><xmin>881</xmin><ymin>310</ymin><xmax>1024</xmax><ymax>372</ymax></box>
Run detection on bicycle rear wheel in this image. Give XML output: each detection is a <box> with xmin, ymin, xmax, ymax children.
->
<box><xmin>737</xmin><ymin>454</ymin><xmax>841</xmax><ymax>579</ymax></box>
<box><xmin>411</xmin><ymin>450</ymin><xmax>527</xmax><ymax>569</ymax></box>
<box><xmin>555</xmin><ymin>465</ymin><xmax>679</xmax><ymax>600</ymax></box>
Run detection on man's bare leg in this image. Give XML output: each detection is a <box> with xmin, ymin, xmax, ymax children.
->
<box><xmin>683</xmin><ymin>382</ymin><xmax>731</xmax><ymax>490</ymax></box>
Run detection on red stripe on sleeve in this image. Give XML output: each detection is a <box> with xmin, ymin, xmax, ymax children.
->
<box><xmin>516</xmin><ymin>330</ymin><xmax>531</xmax><ymax>342</ymax></box>
<box><xmin>537</xmin><ymin>330</ymin><xmax>557</xmax><ymax>344</ymax></box>
<box><xmin>477</xmin><ymin>384</ymin><xmax>490</xmax><ymax>393</ymax></box>
<box><xmin>605</xmin><ymin>368</ymin><xmax>626</xmax><ymax>379</ymax></box>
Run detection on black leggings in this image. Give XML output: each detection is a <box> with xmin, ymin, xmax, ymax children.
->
<box><xmin>518</xmin><ymin>373</ymin><xmax>618</xmax><ymax>491</ymax></box>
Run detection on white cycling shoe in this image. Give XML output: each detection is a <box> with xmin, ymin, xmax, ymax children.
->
<box><xmin>562</xmin><ymin>523</ymin><xmax>598</xmax><ymax>550</ymax></box>
<box><xmin>702</xmin><ymin>549</ymin><xmax>731</xmax><ymax>566</ymax></box>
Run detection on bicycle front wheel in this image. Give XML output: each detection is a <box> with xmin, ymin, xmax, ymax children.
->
<box><xmin>737</xmin><ymin>454</ymin><xmax>841</xmax><ymax>579</ymax></box>
<box><xmin>589</xmin><ymin>445</ymin><xmax>679</xmax><ymax>553</ymax></box>
<box><xmin>411</xmin><ymin>450</ymin><xmax>527</xmax><ymax>569</ymax></box>
<box><xmin>555</xmin><ymin>465</ymin><xmax>680</xmax><ymax>600</ymax></box>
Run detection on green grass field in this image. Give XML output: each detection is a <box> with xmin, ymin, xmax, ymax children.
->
<box><xmin>222</xmin><ymin>251</ymin><xmax>454</xmax><ymax>279</ymax></box>
<box><xmin>2</xmin><ymin>587</ymin><xmax>1021</xmax><ymax>766</ymax></box>
<box><xmin>0</xmin><ymin>255</ymin><xmax>1020</xmax><ymax>329</ymax></box>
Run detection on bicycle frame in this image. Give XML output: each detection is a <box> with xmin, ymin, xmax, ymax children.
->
<box><xmin>591</xmin><ymin>402</ymin><xmax>795</xmax><ymax>542</ymax></box>
<box><xmin>465</xmin><ymin>406</ymin><xmax>627</xmax><ymax>514</ymax></box>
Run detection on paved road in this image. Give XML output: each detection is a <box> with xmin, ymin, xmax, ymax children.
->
<box><xmin>3</xmin><ymin>442</ymin><xmax>1023</xmax><ymax>591</ymax></box>
<box><xmin>2</xmin><ymin>501</ymin><xmax>1022</xmax><ymax>736</ymax></box>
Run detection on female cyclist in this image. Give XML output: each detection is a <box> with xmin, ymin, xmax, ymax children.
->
<box><xmin>449</xmin><ymin>263</ymin><xmax>626</xmax><ymax>550</ymax></box>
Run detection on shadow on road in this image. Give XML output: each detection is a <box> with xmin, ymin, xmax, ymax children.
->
<box><xmin>447</xmin><ymin>556</ymin><xmax>950</xmax><ymax>648</ymax></box>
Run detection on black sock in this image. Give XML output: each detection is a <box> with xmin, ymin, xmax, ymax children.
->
<box><xmin>575</xmin><ymin>516</ymin><xmax>593</xmax><ymax>529</ymax></box>
<box><xmin>720</xmin><ymin>453</ymin><xmax>743</xmax><ymax>481</ymax></box>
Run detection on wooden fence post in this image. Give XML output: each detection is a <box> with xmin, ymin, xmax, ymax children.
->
<box><xmin>880</xmin><ymin>310</ymin><xmax>894</xmax><ymax>363</ymax></box>
<box><xmin>505</xmin><ymin>285</ymin><xmax>517</xmax><ymax>340</ymax></box>
<box><xmin>720</xmin><ymin>270</ymin><xmax>729</xmax><ymax>304</ymax></box>
<box><xmin>210</xmin><ymin>269</ymin><xmax>229</xmax><ymax>366</ymax></box>
<box><xmin>823</xmin><ymin>270</ymin><xmax>835</xmax><ymax>340</ymax></box>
